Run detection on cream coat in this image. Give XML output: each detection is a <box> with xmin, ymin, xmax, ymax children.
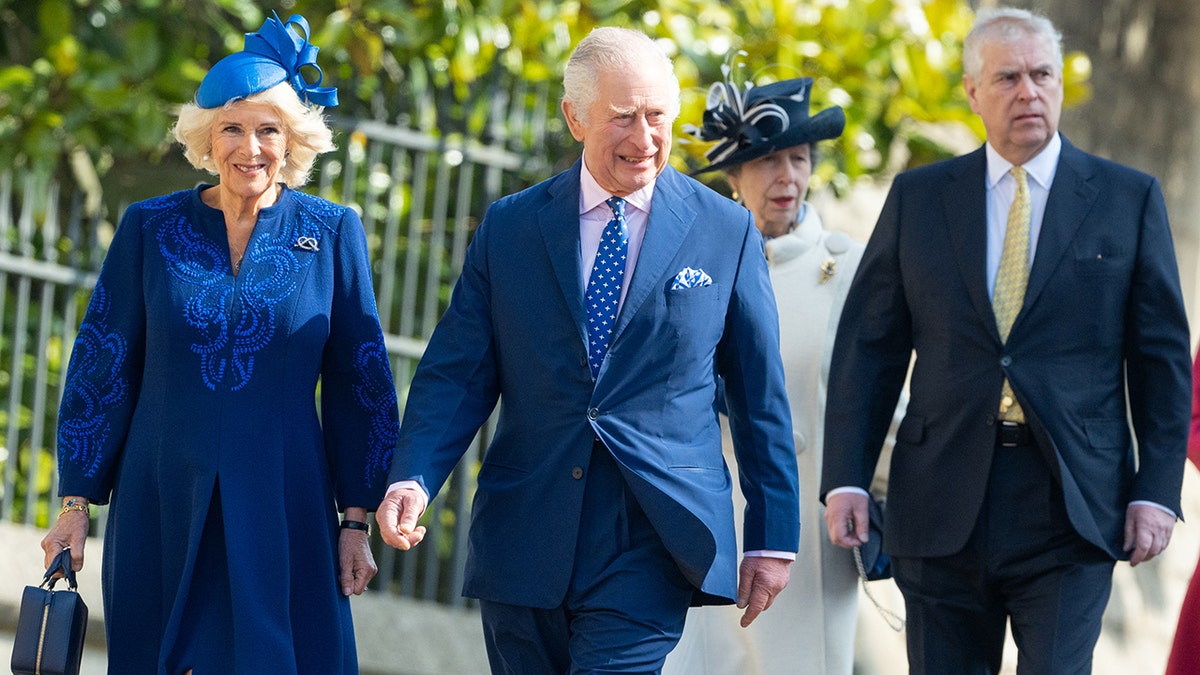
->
<box><xmin>665</xmin><ymin>206</ymin><xmax>867</xmax><ymax>674</ymax></box>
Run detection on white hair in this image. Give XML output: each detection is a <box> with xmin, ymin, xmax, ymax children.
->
<box><xmin>963</xmin><ymin>7</ymin><xmax>1063</xmax><ymax>81</ymax></box>
<box><xmin>561</xmin><ymin>27</ymin><xmax>681</xmax><ymax>126</ymax></box>
<box><xmin>173</xmin><ymin>82</ymin><xmax>335</xmax><ymax>187</ymax></box>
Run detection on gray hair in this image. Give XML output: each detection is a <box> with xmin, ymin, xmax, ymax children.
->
<box><xmin>173</xmin><ymin>82</ymin><xmax>335</xmax><ymax>187</ymax></box>
<box><xmin>562</xmin><ymin>26</ymin><xmax>681</xmax><ymax>126</ymax></box>
<box><xmin>962</xmin><ymin>7</ymin><xmax>1063</xmax><ymax>81</ymax></box>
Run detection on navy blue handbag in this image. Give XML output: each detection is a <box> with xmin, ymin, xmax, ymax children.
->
<box><xmin>11</xmin><ymin>547</ymin><xmax>88</xmax><ymax>675</ymax></box>
<box><xmin>856</xmin><ymin>497</ymin><xmax>892</xmax><ymax>581</ymax></box>
<box><xmin>854</xmin><ymin>498</ymin><xmax>905</xmax><ymax>631</ymax></box>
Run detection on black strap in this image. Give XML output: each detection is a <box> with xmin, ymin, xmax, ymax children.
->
<box><xmin>340</xmin><ymin>519</ymin><xmax>370</xmax><ymax>535</ymax></box>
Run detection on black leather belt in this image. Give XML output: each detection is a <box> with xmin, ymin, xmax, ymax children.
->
<box><xmin>996</xmin><ymin>420</ymin><xmax>1032</xmax><ymax>447</ymax></box>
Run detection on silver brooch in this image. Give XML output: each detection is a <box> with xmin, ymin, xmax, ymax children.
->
<box><xmin>294</xmin><ymin>236</ymin><xmax>320</xmax><ymax>252</ymax></box>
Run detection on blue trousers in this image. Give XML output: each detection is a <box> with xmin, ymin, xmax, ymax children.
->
<box><xmin>479</xmin><ymin>443</ymin><xmax>694</xmax><ymax>674</ymax></box>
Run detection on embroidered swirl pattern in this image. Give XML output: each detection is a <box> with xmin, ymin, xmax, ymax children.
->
<box><xmin>149</xmin><ymin>190</ymin><xmax>334</xmax><ymax>391</ymax></box>
<box><xmin>58</xmin><ymin>281</ymin><xmax>130</xmax><ymax>477</ymax></box>
<box><xmin>60</xmin><ymin>189</ymin><xmax>396</xmax><ymax>487</ymax></box>
<box><xmin>352</xmin><ymin>336</ymin><xmax>398</xmax><ymax>486</ymax></box>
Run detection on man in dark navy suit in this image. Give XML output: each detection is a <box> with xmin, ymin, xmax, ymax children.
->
<box><xmin>822</xmin><ymin>7</ymin><xmax>1191</xmax><ymax>674</ymax></box>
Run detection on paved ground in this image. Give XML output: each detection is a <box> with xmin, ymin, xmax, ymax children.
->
<box><xmin>4</xmin><ymin>460</ymin><xmax>1198</xmax><ymax>674</ymax></box>
<box><xmin>0</xmin><ymin>522</ymin><xmax>489</xmax><ymax>675</ymax></box>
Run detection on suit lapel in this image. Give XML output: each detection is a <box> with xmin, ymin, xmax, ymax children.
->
<box><xmin>537</xmin><ymin>163</ymin><xmax>589</xmax><ymax>346</ymax></box>
<box><xmin>941</xmin><ymin>148</ymin><xmax>998</xmax><ymax>337</ymax></box>
<box><xmin>1022</xmin><ymin>140</ymin><xmax>1098</xmax><ymax>315</ymax></box>
<box><xmin>611</xmin><ymin>167</ymin><xmax>696</xmax><ymax>344</ymax></box>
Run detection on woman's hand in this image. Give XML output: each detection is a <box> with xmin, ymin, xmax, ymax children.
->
<box><xmin>40</xmin><ymin>497</ymin><xmax>90</xmax><ymax>573</ymax></box>
<box><xmin>338</xmin><ymin>508</ymin><xmax>378</xmax><ymax>596</ymax></box>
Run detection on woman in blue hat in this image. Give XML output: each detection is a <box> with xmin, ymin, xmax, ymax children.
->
<box><xmin>666</xmin><ymin>73</ymin><xmax>901</xmax><ymax>674</ymax></box>
<box><xmin>38</xmin><ymin>13</ymin><xmax>397</xmax><ymax>673</ymax></box>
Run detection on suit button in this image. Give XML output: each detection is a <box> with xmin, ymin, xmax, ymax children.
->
<box><xmin>587</xmin><ymin>408</ymin><xmax>600</xmax><ymax>420</ymax></box>
<box><xmin>1000</xmin><ymin>356</ymin><xmax>1012</xmax><ymax>367</ymax></box>
<box><xmin>985</xmin><ymin>414</ymin><xmax>997</xmax><ymax>426</ymax></box>
<box><xmin>579</xmin><ymin>356</ymin><xmax>588</xmax><ymax>368</ymax></box>
<box><xmin>572</xmin><ymin>467</ymin><xmax>584</xmax><ymax>479</ymax></box>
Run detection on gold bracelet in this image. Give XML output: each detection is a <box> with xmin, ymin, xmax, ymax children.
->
<box><xmin>59</xmin><ymin>498</ymin><xmax>90</xmax><ymax>517</ymax></box>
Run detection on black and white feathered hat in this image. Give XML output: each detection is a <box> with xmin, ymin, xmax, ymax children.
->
<box><xmin>686</xmin><ymin>76</ymin><xmax>844</xmax><ymax>175</ymax></box>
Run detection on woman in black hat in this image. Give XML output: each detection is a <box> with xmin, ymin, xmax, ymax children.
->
<box><xmin>38</xmin><ymin>13</ymin><xmax>397</xmax><ymax>673</ymax></box>
<box><xmin>666</xmin><ymin>74</ymin><xmax>889</xmax><ymax>674</ymax></box>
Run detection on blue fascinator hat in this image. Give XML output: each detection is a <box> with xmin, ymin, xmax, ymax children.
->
<box><xmin>196</xmin><ymin>12</ymin><xmax>338</xmax><ymax>109</ymax></box>
<box><xmin>685</xmin><ymin>70</ymin><xmax>843</xmax><ymax>175</ymax></box>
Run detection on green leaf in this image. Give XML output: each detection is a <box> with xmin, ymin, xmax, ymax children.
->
<box><xmin>125</xmin><ymin>21</ymin><xmax>163</xmax><ymax>78</ymax></box>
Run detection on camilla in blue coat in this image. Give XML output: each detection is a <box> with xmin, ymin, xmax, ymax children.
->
<box><xmin>38</xmin><ymin>14</ymin><xmax>398</xmax><ymax>673</ymax></box>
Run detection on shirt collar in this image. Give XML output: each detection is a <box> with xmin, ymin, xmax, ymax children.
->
<box><xmin>985</xmin><ymin>132</ymin><xmax>1061</xmax><ymax>191</ymax></box>
<box><xmin>579</xmin><ymin>160</ymin><xmax>655</xmax><ymax>216</ymax></box>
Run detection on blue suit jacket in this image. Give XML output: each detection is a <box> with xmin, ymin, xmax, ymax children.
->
<box><xmin>390</xmin><ymin>162</ymin><xmax>800</xmax><ymax>607</ymax></box>
<box><xmin>822</xmin><ymin>138</ymin><xmax>1191</xmax><ymax>560</ymax></box>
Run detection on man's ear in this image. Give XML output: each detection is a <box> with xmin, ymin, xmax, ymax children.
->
<box><xmin>963</xmin><ymin>75</ymin><xmax>980</xmax><ymax>115</ymax></box>
<box><xmin>562</xmin><ymin>99</ymin><xmax>587</xmax><ymax>142</ymax></box>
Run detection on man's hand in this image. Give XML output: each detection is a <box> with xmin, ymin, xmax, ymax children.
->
<box><xmin>736</xmin><ymin>557</ymin><xmax>791</xmax><ymax>627</ymax></box>
<box><xmin>824</xmin><ymin>491</ymin><xmax>869</xmax><ymax>549</ymax></box>
<box><xmin>376</xmin><ymin>487</ymin><xmax>428</xmax><ymax>551</ymax></box>
<box><xmin>1124</xmin><ymin>503</ymin><xmax>1175</xmax><ymax>566</ymax></box>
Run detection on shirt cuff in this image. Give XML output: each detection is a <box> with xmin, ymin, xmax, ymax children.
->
<box><xmin>743</xmin><ymin>550</ymin><xmax>797</xmax><ymax>561</ymax></box>
<box><xmin>386</xmin><ymin>480</ymin><xmax>429</xmax><ymax>516</ymax></box>
<box><xmin>1129</xmin><ymin>499</ymin><xmax>1177</xmax><ymax>519</ymax></box>
<box><xmin>826</xmin><ymin>486</ymin><xmax>870</xmax><ymax>500</ymax></box>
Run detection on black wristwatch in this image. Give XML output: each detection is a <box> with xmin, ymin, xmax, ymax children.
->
<box><xmin>340</xmin><ymin>519</ymin><xmax>370</xmax><ymax>536</ymax></box>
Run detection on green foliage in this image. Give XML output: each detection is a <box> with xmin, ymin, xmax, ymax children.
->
<box><xmin>1</xmin><ymin>0</ymin><xmax>1090</xmax><ymax>197</ymax></box>
<box><xmin>658</xmin><ymin>0</ymin><xmax>981</xmax><ymax>193</ymax></box>
<box><xmin>0</xmin><ymin>0</ymin><xmax>268</xmax><ymax>182</ymax></box>
<box><xmin>300</xmin><ymin>0</ymin><xmax>986</xmax><ymax>195</ymax></box>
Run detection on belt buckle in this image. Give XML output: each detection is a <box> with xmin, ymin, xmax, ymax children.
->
<box><xmin>997</xmin><ymin>420</ymin><xmax>1024</xmax><ymax>447</ymax></box>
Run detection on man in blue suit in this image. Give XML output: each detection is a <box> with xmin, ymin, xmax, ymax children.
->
<box><xmin>822</xmin><ymin>7</ymin><xmax>1191</xmax><ymax>674</ymax></box>
<box><xmin>376</xmin><ymin>26</ymin><xmax>800</xmax><ymax>673</ymax></box>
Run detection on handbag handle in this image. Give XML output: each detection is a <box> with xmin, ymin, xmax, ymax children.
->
<box><xmin>41</xmin><ymin>546</ymin><xmax>78</xmax><ymax>592</ymax></box>
<box><xmin>854</xmin><ymin>546</ymin><xmax>905</xmax><ymax>632</ymax></box>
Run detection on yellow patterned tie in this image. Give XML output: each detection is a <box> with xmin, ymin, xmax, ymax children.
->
<box><xmin>994</xmin><ymin>166</ymin><xmax>1030</xmax><ymax>422</ymax></box>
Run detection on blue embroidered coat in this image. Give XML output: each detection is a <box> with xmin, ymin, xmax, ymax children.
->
<box><xmin>56</xmin><ymin>185</ymin><xmax>398</xmax><ymax>673</ymax></box>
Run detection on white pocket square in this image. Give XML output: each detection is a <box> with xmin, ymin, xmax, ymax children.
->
<box><xmin>671</xmin><ymin>266</ymin><xmax>713</xmax><ymax>290</ymax></box>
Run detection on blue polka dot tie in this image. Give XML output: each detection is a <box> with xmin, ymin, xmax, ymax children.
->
<box><xmin>585</xmin><ymin>197</ymin><xmax>628</xmax><ymax>379</ymax></box>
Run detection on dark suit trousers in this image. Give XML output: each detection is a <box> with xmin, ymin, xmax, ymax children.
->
<box><xmin>478</xmin><ymin>442</ymin><xmax>694</xmax><ymax>674</ymax></box>
<box><xmin>892</xmin><ymin>436</ymin><xmax>1115</xmax><ymax>675</ymax></box>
